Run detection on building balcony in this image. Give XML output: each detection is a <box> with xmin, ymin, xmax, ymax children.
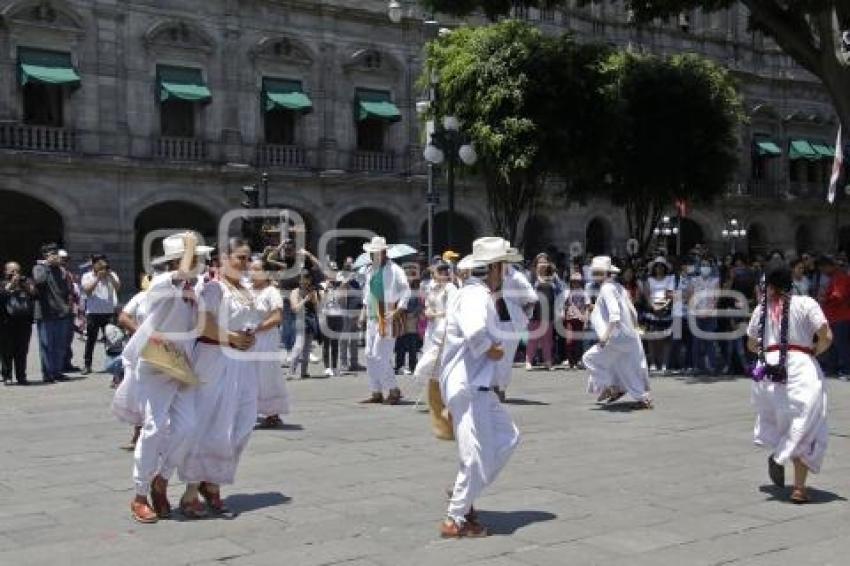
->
<box><xmin>0</xmin><ymin>122</ymin><xmax>76</xmax><ymax>153</ymax></box>
<box><xmin>255</xmin><ymin>143</ymin><xmax>308</xmax><ymax>169</ymax></box>
<box><xmin>153</xmin><ymin>136</ymin><xmax>208</xmax><ymax>162</ymax></box>
<box><xmin>352</xmin><ymin>150</ymin><xmax>396</xmax><ymax>173</ymax></box>
<box><xmin>746</xmin><ymin>179</ymin><xmax>784</xmax><ymax>198</ymax></box>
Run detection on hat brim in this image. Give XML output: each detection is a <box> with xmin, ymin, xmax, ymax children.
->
<box><xmin>363</xmin><ymin>244</ymin><xmax>389</xmax><ymax>253</ymax></box>
<box><xmin>152</xmin><ymin>246</ymin><xmax>213</xmax><ymax>265</ymax></box>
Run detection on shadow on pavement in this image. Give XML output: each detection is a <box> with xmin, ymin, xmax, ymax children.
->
<box><xmin>592</xmin><ymin>402</ymin><xmax>649</xmax><ymax>413</ymax></box>
<box><xmin>504</xmin><ymin>398</ymin><xmax>550</xmax><ymax>406</ymax></box>
<box><xmin>476</xmin><ymin>510</ymin><xmax>557</xmax><ymax>535</ymax></box>
<box><xmin>226</xmin><ymin>491</ymin><xmax>292</xmax><ymax>514</ymax></box>
<box><xmin>759</xmin><ymin>485</ymin><xmax>847</xmax><ymax>504</ymax></box>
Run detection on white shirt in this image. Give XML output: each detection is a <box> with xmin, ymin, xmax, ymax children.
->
<box><xmin>502</xmin><ymin>265</ymin><xmax>537</xmax><ymax>330</ymax></box>
<box><xmin>363</xmin><ymin>260</ymin><xmax>410</xmax><ymax>318</ymax></box>
<box><xmin>122</xmin><ymin>291</ymin><xmax>149</xmax><ymax>325</ymax></box>
<box><xmin>440</xmin><ymin>278</ymin><xmax>500</xmax><ymax>390</ymax></box>
<box><xmin>82</xmin><ymin>270</ymin><xmax>120</xmax><ymax>314</ymax></box>
<box><xmin>747</xmin><ymin>295</ymin><xmax>827</xmax><ymax>351</ymax></box>
<box><xmin>689</xmin><ymin>275</ymin><xmax>720</xmax><ymax>315</ymax></box>
<box><xmin>590</xmin><ymin>280</ymin><xmax>638</xmax><ymax>341</ymax></box>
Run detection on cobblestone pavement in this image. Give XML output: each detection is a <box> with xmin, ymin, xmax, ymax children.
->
<box><xmin>1</xmin><ymin>339</ymin><xmax>849</xmax><ymax>565</ymax></box>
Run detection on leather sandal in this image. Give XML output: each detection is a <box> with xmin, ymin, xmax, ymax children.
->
<box><xmin>790</xmin><ymin>487</ymin><xmax>809</xmax><ymax>504</ymax></box>
<box><xmin>131</xmin><ymin>498</ymin><xmax>159</xmax><ymax>524</ymax></box>
<box><xmin>150</xmin><ymin>475</ymin><xmax>171</xmax><ymax>519</ymax></box>
<box><xmin>179</xmin><ymin>496</ymin><xmax>207</xmax><ymax>519</ymax></box>
<box><xmin>439</xmin><ymin>518</ymin><xmax>488</xmax><ymax>538</ymax></box>
<box><xmin>384</xmin><ymin>388</ymin><xmax>402</xmax><ymax>405</ymax></box>
<box><xmin>596</xmin><ymin>387</ymin><xmax>613</xmax><ymax>403</ymax></box>
<box><xmin>638</xmin><ymin>398</ymin><xmax>654</xmax><ymax>410</ymax></box>
<box><xmin>360</xmin><ymin>393</ymin><xmax>384</xmax><ymax>404</ymax></box>
<box><xmin>199</xmin><ymin>482</ymin><xmax>231</xmax><ymax>515</ymax></box>
<box><xmin>607</xmin><ymin>389</ymin><xmax>627</xmax><ymax>404</ymax></box>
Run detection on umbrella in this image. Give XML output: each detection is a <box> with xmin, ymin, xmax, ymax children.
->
<box><xmin>352</xmin><ymin>252</ymin><xmax>371</xmax><ymax>270</ymax></box>
<box><xmin>387</xmin><ymin>243</ymin><xmax>418</xmax><ymax>259</ymax></box>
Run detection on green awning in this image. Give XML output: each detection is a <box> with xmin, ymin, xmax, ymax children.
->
<box><xmin>754</xmin><ymin>140</ymin><xmax>782</xmax><ymax>157</ymax></box>
<box><xmin>811</xmin><ymin>143</ymin><xmax>835</xmax><ymax>159</ymax></box>
<box><xmin>18</xmin><ymin>48</ymin><xmax>80</xmax><ymax>87</ymax></box>
<box><xmin>356</xmin><ymin>89</ymin><xmax>401</xmax><ymax>122</ymax></box>
<box><xmin>157</xmin><ymin>66</ymin><xmax>211</xmax><ymax>103</ymax></box>
<box><xmin>263</xmin><ymin>78</ymin><xmax>312</xmax><ymax>112</ymax></box>
<box><xmin>789</xmin><ymin>139</ymin><xmax>818</xmax><ymax>161</ymax></box>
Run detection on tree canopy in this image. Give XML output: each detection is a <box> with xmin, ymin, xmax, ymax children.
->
<box><xmin>424</xmin><ymin>22</ymin><xmax>610</xmax><ymax>244</ymax></box>
<box><xmin>423</xmin><ymin>21</ymin><xmax>743</xmax><ymax>253</ymax></box>
<box><xmin>597</xmin><ymin>51</ymin><xmax>744</xmax><ymax>252</ymax></box>
<box><xmin>420</xmin><ymin>0</ymin><xmax>850</xmax><ymax>130</ymax></box>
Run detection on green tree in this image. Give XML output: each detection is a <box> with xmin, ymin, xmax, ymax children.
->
<box><xmin>595</xmin><ymin>51</ymin><xmax>744</xmax><ymax>253</ymax></box>
<box><xmin>424</xmin><ymin>22</ymin><xmax>611</xmax><ymax>246</ymax></box>
<box><xmin>421</xmin><ymin>1</ymin><xmax>850</xmax><ymax>131</ymax></box>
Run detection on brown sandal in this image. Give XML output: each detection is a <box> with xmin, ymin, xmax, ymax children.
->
<box><xmin>199</xmin><ymin>482</ymin><xmax>231</xmax><ymax>515</ymax></box>
<box><xmin>131</xmin><ymin>498</ymin><xmax>159</xmax><ymax>524</ymax></box>
<box><xmin>150</xmin><ymin>475</ymin><xmax>172</xmax><ymax>519</ymax></box>
<box><xmin>790</xmin><ymin>487</ymin><xmax>809</xmax><ymax>504</ymax></box>
<box><xmin>439</xmin><ymin>518</ymin><xmax>488</xmax><ymax>538</ymax></box>
<box><xmin>179</xmin><ymin>496</ymin><xmax>207</xmax><ymax>519</ymax></box>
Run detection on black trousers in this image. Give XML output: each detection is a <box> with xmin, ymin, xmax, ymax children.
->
<box><xmin>322</xmin><ymin>316</ymin><xmax>344</xmax><ymax>370</ymax></box>
<box><xmin>84</xmin><ymin>313</ymin><xmax>113</xmax><ymax>367</ymax></box>
<box><xmin>0</xmin><ymin>317</ymin><xmax>32</xmax><ymax>382</ymax></box>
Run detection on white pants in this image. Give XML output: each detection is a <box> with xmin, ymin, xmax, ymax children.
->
<box><xmin>583</xmin><ymin>338</ymin><xmax>651</xmax><ymax>402</ymax></box>
<box><xmin>365</xmin><ymin>320</ymin><xmax>398</xmax><ymax>393</ymax></box>
<box><xmin>133</xmin><ymin>363</ymin><xmax>196</xmax><ymax>495</ymax></box>
<box><xmin>446</xmin><ymin>382</ymin><xmax>520</xmax><ymax>523</ymax></box>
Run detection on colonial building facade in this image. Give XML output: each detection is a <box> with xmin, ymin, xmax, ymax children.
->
<box><xmin>0</xmin><ymin>0</ymin><xmax>844</xmax><ymax>284</ymax></box>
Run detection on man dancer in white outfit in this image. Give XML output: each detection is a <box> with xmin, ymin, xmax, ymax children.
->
<box><xmin>494</xmin><ymin>250</ymin><xmax>537</xmax><ymax>401</ymax></box>
<box><xmin>439</xmin><ymin>237</ymin><xmax>521</xmax><ymax>538</ymax></box>
<box><xmin>582</xmin><ymin>256</ymin><xmax>653</xmax><ymax>409</ymax></box>
<box><xmin>122</xmin><ymin>232</ymin><xmax>212</xmax><ymax>523</ymax></box>
<box><xmin>360</xmin><ymin>236</ymin><xmax>410</xmax><ymax>405</ymax></box>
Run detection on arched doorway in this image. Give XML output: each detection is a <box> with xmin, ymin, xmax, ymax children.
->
<box><xmin>0</xmin><ymin>190</ymin><xmax>64</xmax><ymax>275</ymax></box>
<box><xmin>335</xmin><ymin>208</ymin><xmax>400</xmax><ymax>263</ymax></box>
<box><xmin>747</xmin><ymin>222</ymin><xmax>768</xmax><ymax>259</ymax></box>
<box><xmin>419</xmin><ymin>211</ymin><xmax>477</xmax><ymax>258</ymax></box>
<box><xmin>585</xmin><ymin>217</ymin><xmax>611</xmax><ymax>257</ymax></box>
<box><xmin>795</xmin><ymin>224</ymin><xmax>812</xmax><ymax>256</ymax></box>
<box><xmin>134</xmin><ymin>201</ymin><xmax>217</xmax><ymax>282</ymax></box>
<box><xmin>678</xmin><ymin>217</ymin><xmax>705</xmax><ymax>255</ymax></box>
<box><xmin>523</xmin><ymin>215</ymin><xmax>554</xmax><ymax>258</ymax></box>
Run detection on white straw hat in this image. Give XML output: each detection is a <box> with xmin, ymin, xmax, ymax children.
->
<box><xmin>362</xmin><ymin>236</ymin><xmax>389</xmax><ymax>253</ymax></box>
<box><xmin>153</xmin><ymin>232</ymin><xmax>214</xmax><ymax>265</ymax></box>
<box><xmin>589</xmin><ymin>255</ymin><xmax>620</xmax><ymax>274</ymax></box>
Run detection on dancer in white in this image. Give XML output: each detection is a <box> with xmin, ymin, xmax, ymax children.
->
<box><xmin>414</xmin><ymin>261</ymin><xmax>457</xmax><ymax>383</ymax></box>
<box><xmin>747</xmin><ymin>265</ymin><xmax>832</xmax><ymax>504</ymax></box>
<box><xmin>582</xmin><ymin>256</ymin><xmax>653</xmax><ymax>409</ymax></box>
<box><xmin>360</xmin><ymin>236</ymin><xmax>410</xmax><ymax>405</ymax></box>
<box><xmin>439</xmin><ymin>237</ymin><xmax>521</xmax><ymax>538</ymax></box>
<box><xmin>250</xmin><ymin>259</ymin><xmax>289</xmax><ymax>429</ymax></box>
<box><xmin>117</xmin><ymin>232</ymin><xmax>212</xmax><ymax>523</ymax></box>
<box><xmin>179</xmin><ymin>237</ymin><xmax>258</xmax><ymax>517</ymax></box>
<box><xmin>494</xmin><ymin>249</ymin><xmax>536</xmax><ymax>401</ymax></box>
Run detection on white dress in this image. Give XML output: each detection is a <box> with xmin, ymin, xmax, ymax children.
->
<box><xmin>583</xmin><ymin>280</ymin><xmax>651</xmax><ymax>402</ymax></box>
<box><xmin>180</xmin><ymin>280</ymin><xmax>261</xmax><ymax>485</ymax></box>
<box><xmin>112</xmin><ymin>291</ymin><xmax>148</xmax><ymax>426</ymax></box>
<box><xmin>254</xmin><ymin>285</ymin><xmax>290</xmax><ymax>416</ymax></box>
<box><xmin>747</xmin><ymin>296</ymin><xmax>829</xmax><ymax>473</ymax></box>
<box><xmin>413</xmin><ymin>282</ymin><xmax>457</xmax><ymax>380</ymax></box>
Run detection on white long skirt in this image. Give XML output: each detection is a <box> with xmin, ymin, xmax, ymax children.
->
<box><xmin>752</xmin><ymin>351</ymin><xmax>829</xmax><ymax>473</ymax></box>
<box><xmin>583</xmin><ymin>335</ymin><xmax>651</xmax><ymax>402</ymax></box>
<box><xmin>180</xmin><ymin>343</ymin><xmax>259</xmax><ymax>485</ymax></box>
<box><xmin>255</xmin><ymin>329</ymin><xmax>290</xmax><ymax>416</ymax></box>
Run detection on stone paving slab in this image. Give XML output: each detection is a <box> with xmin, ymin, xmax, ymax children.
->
<box><xmin>0</xmin><ymin>340</ymin><xmax>849</xmax><ymax>565</ymax></box>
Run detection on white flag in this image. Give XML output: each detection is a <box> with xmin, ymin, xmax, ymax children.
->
<box><xmin>828</xmin><ymin>125</ymin><xmax>843</xmax><ymax>204</ymax></box>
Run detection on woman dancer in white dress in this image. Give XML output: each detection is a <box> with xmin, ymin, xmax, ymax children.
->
<box><xmin>414</xmin><ymin>261</ymin><xmax>457</xmax><ymax>382</ymax></box>
<box><xmin>250</xmin><ymin>259</ymin><xmax>289</xmax><ymax>429</ymax></box>
<box><xmin>179</xmin><ymin>238</ymin><xmax>258</xmax><ymax>517</ymax></box>
<box><xmin>747</xmin><ymin>265</ymin><xmax>832</xmax><ymax>504</ymax></box>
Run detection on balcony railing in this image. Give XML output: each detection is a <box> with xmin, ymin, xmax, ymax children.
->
<box><xmin>352</xmin><ymin>150</ymin><xmax>396</xmax><ymax>173</ymax></box>
<box><xmin>154</xmin><ymin>136</ymin><xmax>207</xmax><ymax>161</ymax></box>
<box><xmin>256</xmin><ymin>144</ymin><xmax>307</xmax><ymax>168</ymax></box>
<box><xmin>746</xmin><ymin>180</ymin><xmax>783</xmax><ymax>198</ymax></box>
<box><xmin>0</xmin><ymin>123</ymin><xmax>76</xmax><ymax>153</ymax></box>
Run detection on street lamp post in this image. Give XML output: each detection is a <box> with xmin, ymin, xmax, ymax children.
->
<box><xmin>653</xmin><ymin>216</ymin><xmax>679</xmax><ymax>256</ymax></box>
<box><xmin>721</xmin><ymin>217</ymin><xmax>747</xmax><ymax>254</ymax></box>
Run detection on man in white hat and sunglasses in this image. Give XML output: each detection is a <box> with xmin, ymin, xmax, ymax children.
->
<box><xmin>359</xmin><ymin>236</ymin><xmax>410</xmax><ymax>405</ymax></box>
<box><xmin>439</xmin><ymin>237</ymin><xmax>521</xmax><ymax>538</ymax></box>
<box><xmin>116</xmin><ymin>232</ymin><xmax>213</xmax><ymax>523</ymax></box>
<box><xmin>582</xmin><ymin>256</ymin><xmax>653</xmax><ymax>409</ymax></box>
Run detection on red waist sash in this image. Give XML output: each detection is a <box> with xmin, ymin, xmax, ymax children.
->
<box><xmin>765</xmin><ymin>345</ymin><xmax>814</xmax><ymax>355</ymax></box>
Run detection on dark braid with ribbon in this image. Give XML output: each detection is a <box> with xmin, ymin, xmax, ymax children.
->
<box><xmin>751</xmin><ymin>276</ymin><xmax>790</xmax><ymax>383</ymax></box>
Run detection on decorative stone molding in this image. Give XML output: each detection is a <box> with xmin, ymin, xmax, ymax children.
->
<box><xmin>143</xmin><ymin>20</ymin><xmax>215</xmax><ymax>55</ymax></box>
<box><xmin>250</xmin><ymin>36</ymin><xmax>315</xmax><ymax>67</ymax></box>
<box><xmin>0</xmin><ymin>0</ymin><xmax>85</xmax><ymax>36</ymax></box>
<box><xmin>343</xmin><ymin>47</ymin><xmax>403</xmax><ymax>77</ymax></box>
